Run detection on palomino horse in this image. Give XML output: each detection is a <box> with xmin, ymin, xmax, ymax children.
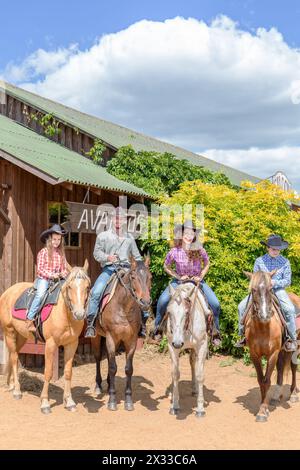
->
<box><xmin>272</xmin><ymin>292</ymin><xmax>300</xmax><ymax>404</ymax></box>
<box><xmin>244</xmin><ymin>270</ymin><xmax>284</xmax><ymax>422</ymax></box>
<box><xmin>166</xmin><ymin>281</ymin><xmax>209</xmax><ymax>417</ymax></box>
<box><xmin>91</xmin><ymin>255</ymin><xmax>152</xmax><ymax>411</ymax></box>
<box><xmin>0</xmin><ymin>261</ymin><xmax>90</xmax><ymax>414</ymax></box>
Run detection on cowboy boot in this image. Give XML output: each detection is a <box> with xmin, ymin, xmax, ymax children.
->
<box><xmin>84</xmin><ymin>315</ymin><xmax>97</xmax><ymax>338</ymax></box>
<box><xmin>138</xmin><ymin>312</ymin><xmax>148</xmax><ymax>338</ymax></box>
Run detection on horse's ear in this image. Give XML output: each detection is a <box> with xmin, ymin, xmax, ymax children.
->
<box><xmin>169</xmin><ymin>284</ymin><xmax>176</xmax><ymax>297</ymax></box>
<box><xmin>269</xmin><ymin>269</ymin><xmax>277</xmax><ymax>277</ymax></box>
<box><xmin>66</xmin><ymin>262</ymin><xmax>72</xmax><ymax>273</ymax></box>
<box><xmin>144</xmin><ymin>252</ymin><xmax>150</xmax><ymax>267</ymax></box>
<box><xmin>83</xmin><ymin>259</ymin><xmax>89</xmax><ymax>274</ymax></box>
<box><xmin>130</xmin><ymin>256</ymin><xmax>137</xmax><ymax>270</ymax></box>
<box><xmin>243</xmin><ymin>271</ymin><xmax>253</xmax><ymax>280</ymax></box>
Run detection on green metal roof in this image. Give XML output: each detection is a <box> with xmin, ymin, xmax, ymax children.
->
<box><xmin>0</xmin><ymin>80</ymin><xmax>260</xmax><ymax>187</ymax></box>
<box><xmin>0</xmin><ymin>114</ymin><xmax>150</xmax><ymax>198</ymax></box>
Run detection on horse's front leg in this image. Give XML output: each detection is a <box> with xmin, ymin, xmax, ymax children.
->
<box><xmin>195</xmin><ymin>340</ymin><xmax>208</xmax><ymax>418</ymax></box>
<box><xmin>91</xmin><ymin>335</ymin><xmax>103</xmax><ymax>395</ymax></box>
<box><xmin>189</xmin><ymin>349</ymin><xmax>197</xmax><ymax>396</ymax></box>
<box><xmin>124</xmin><ymin>340</ymin><xmax>137</xmax><ymax>411</ymax></box>
<box><xmin>63</xmin><ymin>340</ymin><xmax>78</xmax><ymax>412</ymax></box>
<box><xmin>290</xmin><ymin>357</ymin><xmax>299</xmax><ymax>403</ymax></box>
<box><xmin>106</xmin><ymin>333</ymin><xmax>118</xmax><ymax>411</ymax></box>
<box><xmin>40</xmin><ymin>338</ymin><xmax>57</xmax><ymax>414</ymax></box>
<box><xmin>168</xmin><ymin>343</ymin><xmax>180</xmax><ymax>415</ymax></box>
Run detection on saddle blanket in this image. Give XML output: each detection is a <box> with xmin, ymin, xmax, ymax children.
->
<box><xmin>12</xmin><ymin>280</ymin><xmax>64</xmax><ymax>322</ymax></box>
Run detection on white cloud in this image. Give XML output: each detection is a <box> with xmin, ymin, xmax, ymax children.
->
<box><xmin>204</xmin><ymin>147</ymin><xmax>300</xmax><ymax>188</ymax></box>
<box><xmin>1</xmin><ymin>15</ymin><xmax>300</xmax><ymax>186</ymax></box>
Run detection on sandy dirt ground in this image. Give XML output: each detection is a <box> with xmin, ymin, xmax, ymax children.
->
<box><xmin>0</xmin><ymin>347</ymin><xmax>299</xmax><ymax>450</ymax></box>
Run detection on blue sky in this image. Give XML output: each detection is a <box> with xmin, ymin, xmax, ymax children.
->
<box><xmin>1</xmin><ymin>0</ymin><xmax>300</xmax><ymax>69</ymax></box>
<box><xmin>1</xmin><ymin>1</ymin><xmax>300</xmax><ymax>188</ymax></box>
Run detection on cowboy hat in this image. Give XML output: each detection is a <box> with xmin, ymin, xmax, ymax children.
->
<box><xmin>40</xmin><ymin>224</ymin><xmax>68</xmax><ymax>244</ymax></box>
<box><xmin>174</xmin><ymin>220</ymin><xmax>201</xmax><ymax>236</ymax></box>
<box><xmin>260</xmin><ymin>234</ymin><xmax>289</xmax><ymax>250</ymax></box>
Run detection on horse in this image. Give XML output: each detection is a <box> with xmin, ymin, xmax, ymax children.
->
<box><xmin>0</xmin><ymin>260</ymin><xmax>90</xmax><ymax>414</ymax></box>
<box><xmin>91</xmin><ymin>255</ymin><xmax>152</xmax><ymax>411</ymax></box>
<box><xmin>243</xmin><ymin>270</ymin><xmax>284</xmax><ymax>422</ymax></box>
<box><xmin>272</xmin><ymin>291</ymin><xmax>300</xmax><ymax>404</ymax></box>
<box><xmin>166</xmin><ymin>281</ymin><xmax>209</xmax><ymax>417</ymax></box>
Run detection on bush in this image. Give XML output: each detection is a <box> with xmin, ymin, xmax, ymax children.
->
<box><xmin>143</xmin><ymin>180</ymin><xmax>300</xmax><ymax>353</ymax></box>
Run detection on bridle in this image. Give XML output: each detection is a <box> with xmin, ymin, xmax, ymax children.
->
<box><xmin>58</xmin><ymin>271</ymin><xmax>91</xmax><ymax>318</ymax></box>
<box><xmin>113</xmin><ymin>262</ymin><xmax>152</xmax><ymax>310</ymax></box>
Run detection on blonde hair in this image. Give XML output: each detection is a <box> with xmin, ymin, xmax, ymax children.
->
<box><xmin>46</xmin><ymin>234</ymin><xmax>66</xmax><ymax>263</ymax></box>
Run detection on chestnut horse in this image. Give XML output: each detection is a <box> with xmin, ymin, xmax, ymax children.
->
<box><xmin>244</xmin><ymin>270</ymin><xmax>283</xmax><ymax>422</ymax></box>
<box><xmin>91</xmin><ymin>255</ymin><xmax>151</xmax><ymax>411</ymax></box>
<box><xmin>0</xmin><ymin>261</ymin><xmax>90</xmax><ymax>414</ymax></box>
<box><xmin>272</xmin><ymin>292</ymin><xmax>300</xmax><ymax>404</ymax></box>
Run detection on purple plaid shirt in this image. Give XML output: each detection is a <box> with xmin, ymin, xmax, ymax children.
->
<box><xmin>165</xmin><ymin>247</ymin><xmax>209</xmax><ymax>277</ymax></box>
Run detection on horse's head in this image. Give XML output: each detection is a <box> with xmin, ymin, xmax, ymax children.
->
<box><xmin>127</xmin><ymin>254</ymin><xmax>152</xmax><ymax>310</ymax></box>
<box><xmin>63</xmin><ymin>259</ymin><xmax>91</xmax><ymax>321</ymax></box>
<box><xmin>167</xmin><ymin>283</ymin><xmax>195</xmax><ymax>349</ymax></box>
<box><xmin>244</xmin><ymin>269</ymin><xmax>277</xmax><ymax>323</ymax></box>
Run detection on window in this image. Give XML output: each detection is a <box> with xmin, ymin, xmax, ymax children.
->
<box><xmin>48</xmin><ymin>202</ymin><xmax>81</xmax><ymax>248</ymax></box>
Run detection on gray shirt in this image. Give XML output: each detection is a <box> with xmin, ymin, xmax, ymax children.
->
<box><xmin>93</xmin><ymin>229</ymin><xmax>143</xmax><ymax>268</ymax></box>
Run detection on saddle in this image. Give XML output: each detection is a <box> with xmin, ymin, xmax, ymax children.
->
<box><xmin>98</xmin><ymin>273</ymin><xmax>120</xmax><ymax>313</ymax></box>
<box><xmin>12</xmin><ymin>280</ymin><xmax>65</xmax><ymax>341</ymax></box>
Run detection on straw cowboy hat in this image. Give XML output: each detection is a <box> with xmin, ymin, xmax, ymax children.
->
<box><xmin>40</xmin><ymin>224</ymin><xmax>68</xmax><ymax>244</ymax></box>
<box><xmin>260</xmin><ymin>234</ymin><xmax>289</xmax><ymax>251</ymax></box>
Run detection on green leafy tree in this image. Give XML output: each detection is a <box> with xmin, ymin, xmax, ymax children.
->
<box><xmin>107</xmin><ymin>145</ymin><xmax>232</xmax><ymax>197</ymax></box>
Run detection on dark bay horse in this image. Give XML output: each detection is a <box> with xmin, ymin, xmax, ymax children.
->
<box><xmin>244</xmin><ymin>270</ymin><xmax>283</xmax><ymax>422</ymax></box>
<box><xmin>91</xmin><ymin>255</ymin><xmax>152</xmax><ymax>411</ymax></box>
<box><xmin>0</xmin><ymin>261</ymin><xmax>90</xmax><ymax>413</ymax></box>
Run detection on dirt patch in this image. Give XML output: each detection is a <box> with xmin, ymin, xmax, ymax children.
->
<box><xmin>0</xmin><ymin>350</ymin><xmax>299</xmax><ymax>450</ymax></box>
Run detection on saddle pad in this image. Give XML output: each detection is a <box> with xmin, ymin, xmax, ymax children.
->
<box><xmin>14</xmin><ymin>280</ymin><xmax>64</xmax><ymax>311</ymax></box>
<box><xmin>99</xmin><ymin>274</ymin><xmax>120</xmax><ymax>313</ymax></box>
<box><xmin>12</xmin><ymin>304</ymin><xmax>54</xmax><ymax>322</ymax></box>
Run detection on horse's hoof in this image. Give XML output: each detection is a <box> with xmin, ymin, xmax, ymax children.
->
<box><xmin>124</xmin><ymin>402</ymin><xmax>134</xmax><ymax>411</ymax></box>
<box><xmin>65</xmin><ymin>405</ymin><xmax>77</xmax><ymax>412</ymax></box>
<box><xmin>169</xmin><ymin>407</ymin><xmax>179</xmax><ymax>416</ymax></box>
<box><xmin>13</xmin><ymin>392</ymin><xmax>22</xmax><ymax>400</ymax></box>
<box><xmin>195</xmin><ymin>411</ymin><xmax>206</xmax><ymax>418</ymax></box>
<box><xmin>41</xmin><ymin>407</ymin><xmax>51</xmax><ymax>415</ymax></box>
<box><xmin>290</xmin><ymin>395</ymin><xmax>300</xmax><ymax>403</ymax></box>
<box><xmin>256</xmin><ymin>414</ymin><xmax>268</xmax><ymax>423</ymax></box>
<box><xmin>107</xmin><ymin>402</ymin><xmax>117</xmax><ymax>411</ymax></box>
<box><xmin>94</xmin><ymin>385</ymin><xmax>103</xmax><ymax>396</ymax></box>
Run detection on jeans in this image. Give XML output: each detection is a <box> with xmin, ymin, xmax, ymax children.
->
<box><xmin>238</xmin><ymin>288</ymin><xmax>297</xmax><ymax>340</ymax></box>
<box><xmin>87</xmin><ymin>266</ymin><xmax>149</xmax><ymax>321</ymax></box>
<box><xmin>155</xmin><ymin>279</ymin><xmax>221</xmax><ymax>330</ymax></box>
<box><xmin>27</xmin><ymin>278</ymin><xmax>50</xmax><ymax>320</ymax></box>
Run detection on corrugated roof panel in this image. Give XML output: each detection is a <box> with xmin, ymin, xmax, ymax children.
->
<box><xmin>0</xmin><ymin>114</ymin><xmax>149</xmax><ymax>198</ymax></box>
<box><xmin>0</xmin><ymin>80</ymin><xmax>261</xmax><ymax>187</ymax></box>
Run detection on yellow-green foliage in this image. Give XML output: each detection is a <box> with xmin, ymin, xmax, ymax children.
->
<box><xmin>157</xmin><ymin>180</ymin><xmax>300</xmax><ymax>352</ymax></box>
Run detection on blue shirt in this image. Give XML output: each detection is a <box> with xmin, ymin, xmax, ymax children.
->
<box><xmin>253</xmin><ymin>253</ymin><xmax>291</xmax><ymax>290</ymax></box>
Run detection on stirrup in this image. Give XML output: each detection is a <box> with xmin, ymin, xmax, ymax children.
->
<box><xmin>84</xmin><ymin>325</ymin><xmax>96</xmax><ymax>338</ymax></box>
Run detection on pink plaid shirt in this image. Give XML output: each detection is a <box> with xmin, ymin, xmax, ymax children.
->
<box><xmin>37</xmin><ymin>248</ymin><xmax>68</xmax><ymax>280</ymax></box>
<box><xmin>165</xmin><ymin>247</ymin><xmax>209</xmax><ymax>277</ymax></box>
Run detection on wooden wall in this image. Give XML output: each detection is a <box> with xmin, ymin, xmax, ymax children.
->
<box><xmin>1</xmin><ymin>94</ymin><xmax>115</xmax><ymax>165</ymax></box>
<box><xmin>0</xmin><ymin>159</ymin><xmax>119</xmax><ymax>295</ymax></box>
